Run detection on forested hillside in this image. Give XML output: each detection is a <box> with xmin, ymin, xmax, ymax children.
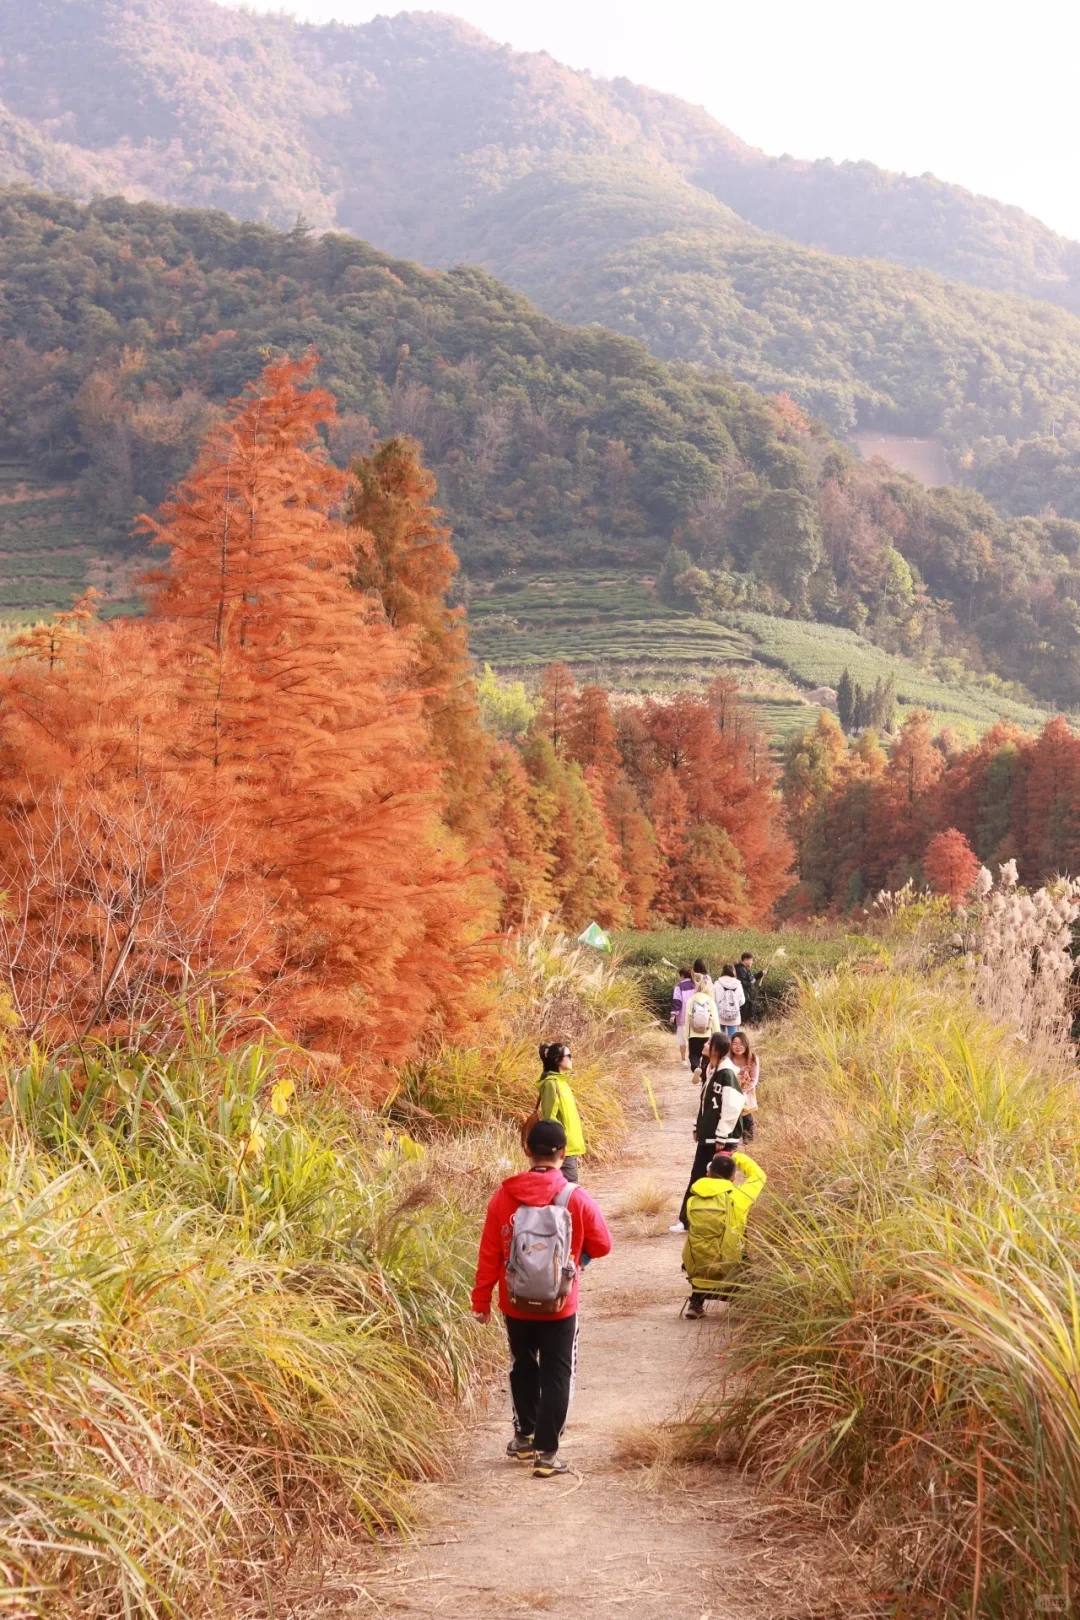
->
<box><xmin>4</xmin><ymin>189</ymin><xmax>1080</xmax><ymax>705</ymax></box>
<box><xmin>4</xmin><ymin>0</ymin><xmax>1080</xmax><ymax>509</ymax></box>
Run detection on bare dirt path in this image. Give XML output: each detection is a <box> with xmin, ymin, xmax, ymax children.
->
<box><xmin>339</xmin><ymin>1037</ymin><xmax>870</xmax><ymax>1620</ymax></box>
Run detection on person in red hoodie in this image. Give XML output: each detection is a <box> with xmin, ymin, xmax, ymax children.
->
<box><xmin>472</xmin><ymin>1118</ymin><xmax>613</xmax><ymax>1478</ymax></box>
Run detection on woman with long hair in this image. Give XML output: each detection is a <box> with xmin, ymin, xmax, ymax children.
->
<box><xmin>729</xmin><ymin>1029</ymin><xmax>759</xmax><ymax>1143</ymax></box>
<box><xmin>670</xmin><ymin>1031</ymin><xmax>744</xmax><ymax>1231</ymax></box>
<box><xmin>535</xmin><ymin>1040</ymin><xmax>586</xmax><ymax>1183</ymax></box>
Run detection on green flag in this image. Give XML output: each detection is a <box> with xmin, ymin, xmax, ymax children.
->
<box><xmin>578</xmin><ymin>921</ymin><xmax>612</xmax><ymax>952</ymax></box>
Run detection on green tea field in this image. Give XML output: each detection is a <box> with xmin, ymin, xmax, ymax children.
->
<box><xmin>468</xmin><ymin>571</ymin><xmax>1051</xmax><ymax>743</ymax></box>
<box><xmin>0</xmin><ymin>458</ymin><xmax>138</xmax><ymax>620</ymax></box>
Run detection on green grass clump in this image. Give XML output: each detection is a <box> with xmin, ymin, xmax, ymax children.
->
<box><xmin>713</xmin><ymin>969</ymin><xmax>1080</xmax><ymax>1612</ymax></box>
<box><xmin>0</xmin><ymin>1035</ymin><xmax>503</xmax><ymax>1616</ymax></box>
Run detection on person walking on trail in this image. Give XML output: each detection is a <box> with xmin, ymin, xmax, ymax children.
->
<box><xmin>471</xmin><ymin>1119</ymin><xmax>612</xmax><ymax>1479</ymax></box>
<box><xmin>670</xmin><ymin>966</ymin><xmax>695</xmax><ymax>1064</ymax></box>
<box><xmin>729</xmin><ymin>1030</ymin><xmax>760</xmax><ymax>1144</ymax></box>
<box><xmin>535</xmin><ymin>1042</ymin><xmax>586</xmax><ymax>1182</ymax></box>
<box><xmin>682</xmin><ymin>1150</ymin><xmax>767</xmax><ymax>1318</ymax></box>
<box><xmin>684</xmin><ymin>971</ymin><xmax>719</xmax><ymax>1071</ymax></box>
<box><xmin>713</xmin><ymin>962</ymin><xmax>746</xmax><ymax>1037</ymax></box>
<box><xmin>670</xmin><ymin>1032</ymin><xmax>745</xmax><ymax>1231</ymax></box>
<box><xmin>735</xmin><ymin>951</ymin><xmax>763</xmax><ymax>1020</ymax></box>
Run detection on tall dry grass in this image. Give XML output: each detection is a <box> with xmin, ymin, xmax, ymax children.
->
<box><xmin>710</xmin><ymin>969</ymin><xmax>1080</xmax><ymax>1615</ymax></box>
<box><xmin>395</xmin><ymin>928</ymin><xmax>651</xmax><ymax>1157</ymax></box>
<box><xmin>0</xmin><ymin>1034</ymin><xmax>508</xmax><ymax>1616</ymax></box>
<box><xmin>0</xmin><ymin>927</ymin><xmax>653</xmax><ymax>1614</ymax></box>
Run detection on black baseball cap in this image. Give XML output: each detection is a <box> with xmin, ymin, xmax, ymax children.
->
<box><xmin>527</xmin><ymin>1119</ymin><xmax>568</xmax><ymax>1156</ymax></box>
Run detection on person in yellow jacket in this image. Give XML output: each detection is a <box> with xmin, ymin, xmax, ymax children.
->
<box><xmin>681</xmin><ymin>1150</ymin><xmax>767</xmax><ymax>1317</ymax></box>
<box><xmin>537</xmin><ymin>1042</ymin><xmax>586</xmax><ymax>1183</ymax></box>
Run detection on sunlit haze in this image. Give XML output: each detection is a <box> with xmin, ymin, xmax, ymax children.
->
<box><xmin>229</xmin><ymin>0</ymin><xmax>1080</xmax><ymax>241</ymax></box>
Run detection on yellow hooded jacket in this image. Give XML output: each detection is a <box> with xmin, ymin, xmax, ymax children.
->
<box><xmin>682</xmin><ymin>1152</ymin><xmax>767</xmax><ymax>1293</ymax></box>
<box><xmin>538</xmin><ymin>1070</ymin><xmax>586</xmax><ymax>1157</ymax></box>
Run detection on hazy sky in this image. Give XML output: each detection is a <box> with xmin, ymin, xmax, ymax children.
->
<box><xmin>232</xmin><ymin>0</ymin><xmax>1080</xmax><ymax>241</ymax></box>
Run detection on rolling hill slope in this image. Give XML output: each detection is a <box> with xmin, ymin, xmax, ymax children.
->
<box><xmin>2</xmin><ymin>0</ymin><xmax>1080</xmax><ymax>488</ymax></box>
<box><xmin>0</xmin><ymin>186</ymin><xmax>1075</xmax><ymax>713</ymax></box>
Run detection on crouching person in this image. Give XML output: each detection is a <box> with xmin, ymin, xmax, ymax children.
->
<box><xmin>471</xmin><ymin>1119</ymin><xmax>613</xmax><ymax>1477</ymax></box>
<box><xmin>682</xmin><ymin>1151</ymin><xmax>767</xmax><ymax>1319</ymax></box>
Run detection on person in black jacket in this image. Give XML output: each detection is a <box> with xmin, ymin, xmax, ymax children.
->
<box><xmin>669</xmin><ymin>1033</ymin><xmax>745</xmax><ymax>1232</ymax></box>
<box><xmin>735</xmin><ymin>952</ymin><xmax>764</xmax><ymax>1020</ymax></box>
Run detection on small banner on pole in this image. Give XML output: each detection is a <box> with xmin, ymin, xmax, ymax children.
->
<box><xmin>577</xmin><ymin>921</ymin><xmax>612</xmax><ymax>951</ymax></box>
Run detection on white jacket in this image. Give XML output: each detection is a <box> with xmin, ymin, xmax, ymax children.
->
<box><xmin>714</xmin><ymin>975</ymin><xmax>745</xmax><ymax>1026</ymax></box>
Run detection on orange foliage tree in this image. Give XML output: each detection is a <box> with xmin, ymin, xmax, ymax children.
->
<box><xmin>139</xmin><ymin>358</ymin><xmax>494</xmax><ymax>1068</ymax></box>
<box><xmin>923</xmin><ymin>827</ymin><xmax>981</xmax><ymax>901</ymax></box>
<box><xmin>347</xmin><ymin>436</ymin><xmax>494</xmax><ymax>845</ymax></box>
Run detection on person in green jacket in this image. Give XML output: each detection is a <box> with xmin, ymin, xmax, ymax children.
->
<box><xmin>537</xmin><ymin>1042</ymin><xmax>586</xmax><ymax>1183</ymax></box>
<box><xmin>682</xmin><ymin>1150</ymin><xmax>767</xmax><ymax>1317</ymax></box>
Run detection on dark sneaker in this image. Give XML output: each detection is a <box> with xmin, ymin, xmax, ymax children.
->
<box><xmin>685</xmin><ymin>1301</ymin><xmax>705</xmax><ymax>1319</ymax></box>
<box><xmin>506</xmin><ymin>1433</ymin><xmax>536</xmax><ymax>1461</ymax></box>
<box><xmin>532</xmin><ymin>1451</ymin><xmax>568</xmax><ymax>1478</ymax></box>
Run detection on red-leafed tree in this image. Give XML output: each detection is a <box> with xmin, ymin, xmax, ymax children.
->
<box><xmin>143</xmin><ymin>356</ymin><xmax>493</xmax><ymax>1069</ymax></box>
<box><xmin>923</xmin><ymin>827</ymin><xmax>981</xmax><ymax>901</ymax></box>
<box><xmin>348</xmin><ymin>436</ymin><xmax>495</xmax><ymax>845</ymax></box>
<box><xmin>566</xmin><ymin>684</ymin><xmax>622</xmax><ymax>785</ymax></box>
<box><xmin>486</xmin><ymin>742</ymin><xmax>555</xmax><ymax>928</ymax></box>
<box><xmin>1011</xmin><ymin>716</ymin><xmax>1080</xmax><ymax>883</ymax></box>
<box><xmin>538</xmin><ymin>663</ymin><xmax>578</xmax><ymax>757</ymax></box>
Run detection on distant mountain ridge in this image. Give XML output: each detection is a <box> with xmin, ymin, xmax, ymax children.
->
<box><xmin>1</xmin><ymin>0</ymin><xmax>1077</xmax><ymax>311</ymax></box>
<box><xmin>6</xmin><ymin>0</ymin><xmax>1080</xmax><ymax>521</ymax></box>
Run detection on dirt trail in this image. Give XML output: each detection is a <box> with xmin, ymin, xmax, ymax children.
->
<box><xmin>342</xmin><ymin>1038</ymin><xmax>868</xmax><ymax>1620</ymax></box>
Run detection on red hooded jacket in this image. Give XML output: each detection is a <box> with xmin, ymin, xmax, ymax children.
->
<box><xmin>471</xmin><ymin>1166</ymin><xmax>613</xmax><ymax>1321</ymax></box>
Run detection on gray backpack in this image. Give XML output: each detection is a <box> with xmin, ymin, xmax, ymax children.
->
<box><xmin>505</xmin><ymin>1183</ymin><xmax>577</xmax><ymax>1312</ymax></box>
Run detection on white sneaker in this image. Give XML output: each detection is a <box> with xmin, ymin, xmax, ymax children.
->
<box><xmin>668</xmin><ymin>1221</ymin><xmax>686</xmax><ymax>1232</ymax></box>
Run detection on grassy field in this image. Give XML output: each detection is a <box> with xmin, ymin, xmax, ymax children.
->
<box><xmin>468</xmin><ymin>570</ymin><xmax>1050</xmax><ymax>744</ymax></box>
<box><xmin>613</xmin><ymin>925</ymin><xmax>879</xmax><ymax>1020</ymax></box>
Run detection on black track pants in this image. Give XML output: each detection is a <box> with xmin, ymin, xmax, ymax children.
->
<box><xmin>505</xmin><ymin>1313</ymin><xmax>578</xmax><ymax>1455</ymax></box>
<box><xmin>679</xmin><ymin>1140</ymin><xmax>716</xmax><ymax>1227</ymax></box>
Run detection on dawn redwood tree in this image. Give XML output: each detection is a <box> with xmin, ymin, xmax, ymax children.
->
<box><xmin>521</xmin><ymin>733</ymin><xmax>627</xmax><ymax>931</ymax></box>
<box><xmin>538</xmin><ymin>663</ymin><xmax>578</xmax><ymax>757</ymax></box>
<box><xmin>1011</xmin><ymin>716</ymin><xmax>1080</xmax><ymax>883</ymax></box>
<box><xmin>348</xmin><ymin>436</ymin><xmax>494</xmax><ymax>844</ymax></box>
<box><xmin>0</xmin><ymin>613</ymin><xmax>267</xmax><ymax>1047</ymax></box>
<box><xmin>565</xmin><ymin>684</ymin><xmax>622</xmax><ymax>785</ymax></box>
<box><xmin>486</xmin><ymin>742</ymin><xmax>554</xmax><ymax>928</ymax></box>
<box><xmin>603</xmin><ymin>776</ymin><xmax>658</xmax><ymax>927</ymax></box>
<box><xmin>142</xmin><ymin>357</ymin><xmax>492</xmax><ymax>1068</ymax></box>
<box><xmin>923</xmin><ymin>827</ymin><xmax>981</xmax><ymax>901</ymax></box>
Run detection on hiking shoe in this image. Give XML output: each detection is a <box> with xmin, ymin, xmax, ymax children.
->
<box><xmin>685</xmin><ymin>1301</ymin><xmax>705</xmax><ymax>1319</ymax></box>
<box><xmin>668</xmin><ymin>1221</ymin><xmax>686</xmax><ymax>1232</ymax></box>
<box><xmin>532</xmin><ymin>1452</ymin><xmax>568</xmax><ymax>1478</ymax></box>
<box><xmin>506</xmin><ymin>1433</ymin><xmax>537</xmax><ymax>1461</ymax></box>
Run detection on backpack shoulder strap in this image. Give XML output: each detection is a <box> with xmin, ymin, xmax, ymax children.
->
<box><xmin>553</xmin><ymin>1182</ymin><xmax>576</xmax><ymax>1208</ymax></box>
